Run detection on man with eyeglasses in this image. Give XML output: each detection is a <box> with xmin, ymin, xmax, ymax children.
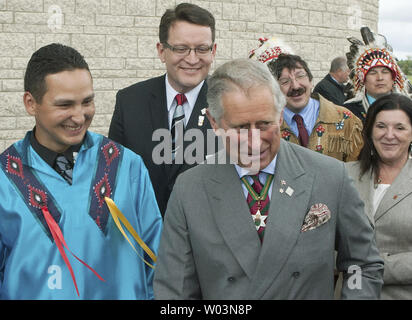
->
<box><xmin>109</xmin><ymin>3</ymin><xmax>217</xmax><ymax>216</ymax></box>
<box><xmin>266</xmin><ymin>53</ymin><xmax>363</xmax><ymax>162</ymax></box>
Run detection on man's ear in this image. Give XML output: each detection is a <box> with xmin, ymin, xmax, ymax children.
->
<box><xmin>210</xmin><ymin>43</ymin><xmax>217</xmax><ymax>60</ymax></box>
<box><xmin>278</xmin><ymin>109</ymin><xmax>284</xmax><ymax>126</ymax></box>
<box><xmin>156</xmin><ymin>42</ymin><xmax>166</xmax><ymax>63</ymax></box>
<box><xmin>206</xmin><ymin>109</ymin><xmax>220</xmax><ymax>133</ymax></box>
<box><xmin>23</xmin><ymin>92</ymin><xmax>37</xmax><ymax>116</ymax></box>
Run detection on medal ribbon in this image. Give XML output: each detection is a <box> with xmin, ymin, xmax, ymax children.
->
<box><xmin>104</xmin><ymin>197</ymin><xmax>157</xmax><ymax>269</ymax></box>
<box><xmin>241</xmin><ymin>174</ymin><xmax>274</xmax><ymax>201</ymax></box>
<box><xmin>41</xmin><ymin>206</ymin><xmax>105</xmax><ymax>297</ymax></box>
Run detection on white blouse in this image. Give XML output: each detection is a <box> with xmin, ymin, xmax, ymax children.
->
<box><xmin>373</xmin><ymin>184</ymin><xmax>390</xmax><ymax>217</ymax></box>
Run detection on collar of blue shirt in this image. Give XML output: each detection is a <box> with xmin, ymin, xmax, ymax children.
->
<box><xmin>366</xmin><ymin>94</ymin><xmax>377</xmax><ymax>106</ymax></box>
<box><xmin>283</xmin><ymin>97</ymin><xmax>320</xmax><ymax>137</ymax></box>
<box><xmin>235</xmin><ymin>154</ymin><xmax>277</xmax><ymax>183</ymax></box>
<box><xmin>235</xmin><ymin>155</ymin><xmax>277</xmax><ymax>199</ymax></box>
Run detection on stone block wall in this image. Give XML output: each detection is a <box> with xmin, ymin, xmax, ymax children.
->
<box><xmin>0</xmin><ymin>0</ymin><xmax>379</xmax><ymax>152</ymax></box>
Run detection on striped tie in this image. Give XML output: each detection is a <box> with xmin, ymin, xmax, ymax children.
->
<box><xmin>246</xmin><ymin>174</ymin><xmax>272</xmax><ymax>241</ymax></box>
<box><xmin>55</xmin><ymin>155</ymin><xmax>73</xmax><ymax>184</ymax></box>
<box><xmin>171</xmin><ymin>93</ymin><xmax>187</xmax><ymax>160</ymax></box>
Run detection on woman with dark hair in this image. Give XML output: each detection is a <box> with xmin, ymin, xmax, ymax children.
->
<box><xmin>345</xmin><ymin>92</ymin><xmax>412</xmax><ymax>299</ymax></box>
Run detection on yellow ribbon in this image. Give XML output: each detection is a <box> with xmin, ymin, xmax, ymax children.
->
<box><xmin>104</xmin><ymin>197</ymin><xmax>157</xmax><ymax>269</ymax></box>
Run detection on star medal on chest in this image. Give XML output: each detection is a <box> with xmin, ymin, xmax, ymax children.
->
<box><xmin>252</xmin><ymin>210</ymin><xmax>267</xmax><ymax>229</ymax></box>
<box><xmin>241</xmin><ymin>174</ymin><xmax>274</xmax><ymax>230</ymax></box>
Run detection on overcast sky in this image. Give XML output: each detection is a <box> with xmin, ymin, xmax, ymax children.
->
<box><xmin>378</xmin><ymin>0</ymin><xmax>412</xmax><ymax>60</ymax></box>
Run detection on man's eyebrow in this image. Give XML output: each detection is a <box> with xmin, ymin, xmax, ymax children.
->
<box><xmin>230</xmin><ymin>121</ymin><xmax>250</xmax><ymax>127</ymax></box>
<box><xmin>83</xmin><ymin>93</ymin><xmax>95</xmax><ymax>101</ymax></box>
<box><xmin>53</xmin><ymin>93</ymin><xmax>95</xmax><ymax>105</ymax></box>
<box><xmin>54</xmin><ymin>98</ymin><xmax>75</xmax><ymax>105</ymax></box>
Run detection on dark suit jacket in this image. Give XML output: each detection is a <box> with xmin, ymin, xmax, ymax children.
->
<box><xmin>344</xmin><ymin>99</ymin><xmax>366</xmax><ymax>124</ymax></box>
<box><xmin>313</xmin><ymin>74</ymin><xmax>346</xmax><ymax>106</ymax></box>
<box><xmin>108</xmin><ymin>74</ymin><xmax>215</xmax><ymax>216</ymax></box>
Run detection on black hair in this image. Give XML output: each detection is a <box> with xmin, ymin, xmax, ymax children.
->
<box><xmin>267</xmin><ymin>53</ymin><xmax>313</xmax><ymax>81</ymax></box>
<box><xmin>159</xmin><ymin>3</ymin><xmax>215</xmax><ymax>44</ymax></box>
<box><xmin>24</xmin><ymin>43</ymin><xmax>90</xmax><ymax>103</ymax></box>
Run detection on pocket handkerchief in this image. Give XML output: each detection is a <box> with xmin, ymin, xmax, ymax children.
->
<box><xmin>301</xmin><ymin>203</ymin><xmax>331</xmax><ymax>232</ymax></box>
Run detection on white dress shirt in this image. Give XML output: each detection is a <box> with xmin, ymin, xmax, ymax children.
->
<box><xmin>165</xmin><ymin>74</ymin><xmax>204</xmax><ymax>129</ymax></box>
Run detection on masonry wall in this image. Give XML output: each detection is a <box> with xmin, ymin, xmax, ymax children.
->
<box><xmin>0</xmin><ymin>0</ymin><xmax>379</xmax><ymax>152</ymax></box>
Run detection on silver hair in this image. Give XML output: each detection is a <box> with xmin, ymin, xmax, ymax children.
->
<box><xmin>330</xmin><ymin>56</ymin><xmax>348</xmax><ymax>73</ymax></box>
<box><xmin>207</xmin><ymin>58</ymin><xmax>286</xmax><ymax>122</ymax></box>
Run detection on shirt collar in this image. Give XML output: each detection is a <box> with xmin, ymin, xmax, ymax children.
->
<box><xmin>165</xmin><ymin>74</ymin><xmax>204</xmax><ymax>112</ymax></box>
<box><xmin>234</xmin><ymin>154</ymin><xmax>278</xmax><ymax>179</ymax></box>
<box><xmin>29</xmin><ymin>127</ymin><xmax>83</xmax><ymax>167</ymax></box>
<box><xmin>330</xmin><ymin>74</ymin><xmax>341</xmax><ymax>85</ymax></box>
<box><xmin>283</xmin><ymin>97</ymin><xmax>318</xmax><ymax>124</ymax></box>
<box><xmin>366</xmin><ymin>94</ymin><xmax>376</xmax><ymax>105</ymax></box>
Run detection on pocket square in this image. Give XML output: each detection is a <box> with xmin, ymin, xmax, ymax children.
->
<box><xmin>301</xmin><ymin>203</ymin><xmax>331</xmax><ymax>232</ymax></box>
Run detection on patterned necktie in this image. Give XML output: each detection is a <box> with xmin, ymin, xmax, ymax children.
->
<box><xmin>171</xmin><ymin>93</ymin><xmax>187</xmax><ymax>160</ymax></box>
<box><xmin>293</xmin><ymin>114</ymin><xmax>309</xmax><ymax>148</ymax></box>
<box><xmin>55</xmin><ymin>155</ymin><xmax>73</xmax><ymax>184</ymax></box>
<box><xmin>243</xmin><ymin>174</ymin><xmax>273</xmax><ymax>241</ymax></box>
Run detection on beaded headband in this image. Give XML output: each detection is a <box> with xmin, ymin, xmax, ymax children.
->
<box><xmin>249</xmin><ymin>37</ymin><xmax>293</xmax><ymax>64</ymax></box>
<box><xmin>354</xmin><ymin>47</ymin><xmax>403</xmax><ymax>92</ymax></box>
<box><xmin>346</xmin><ymin>27</ymin><xmax>410</xmax><ymax>96</ymax></box>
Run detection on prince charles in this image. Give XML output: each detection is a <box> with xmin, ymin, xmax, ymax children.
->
<box><xmin>153</xmin><ymin>59</ymin><xmax>383</xmax><ymax>299</ymax></box>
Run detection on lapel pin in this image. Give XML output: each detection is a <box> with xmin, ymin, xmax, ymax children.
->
<box><xmin>201</xmin><ymin>108</ymin><xmax>207</xmax><ymax>115</ymax></box>
<box><xmin>198</xmin><ymin>115</ymin><xmax>205</xmax><ymax>126</ymax></box>
<box><xmin>285</xmin><ymin>186</ymin><xmax>294</xmax><ymax>197</ymax></box>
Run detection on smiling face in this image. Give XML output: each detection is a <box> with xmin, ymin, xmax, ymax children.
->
<box><xmin>24</xmin><ymin>68</ymin><xmax>95</xmax><ymax>153</ymax></box>
<box><xmin>372</xmin><ymin>109</ymin><xmax>412</xmax><ymax>166</ymax></box>
<box><xmin>157</xmin><ymin>20</ymin><xmax>216</xmax><ymax>93</ymax></box>
<box><xmin>207</xmin><ymin>85</ymin><xmax>283</xmax><ymax>171</ymax></box>
<box><xmin>278</xmin><ymin>64</ymin><xmax>313</xmax><ymax>113</ymax></box>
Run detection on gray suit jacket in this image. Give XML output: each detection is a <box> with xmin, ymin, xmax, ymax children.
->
<box><xmin>154</xmin><ymin>140</ymin><xmax>384</xmax><ymax>299</ymax></box>
<box><xmin>346</xmin><ymin>160</ymin><xmax>412</xmax><ymax>299</ymax></box>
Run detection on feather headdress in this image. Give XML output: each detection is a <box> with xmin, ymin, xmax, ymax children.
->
<box><xmin>249</xmin><ymin>37</ymin><xmax>293</xmax><ymax>64</ymax></box>
<box><xmin>346</xmin><ymin>27</ymin><xmax>411</xmax><ymax>97</ymax></box>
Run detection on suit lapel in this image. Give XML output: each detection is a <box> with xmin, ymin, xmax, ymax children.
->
<box><xmin>147</xmin><ymin>75</ymin><xmax>169</xmax><ymax>181</ymax></box>
<box><xmin>204</xmin><ymin>151</ymin><xmax>261</xmax><ymax>280</ymax></box>
<box><xmin>345</xmin><ymin>164</ymin><xmax>375</xmax><ymax>226</ymax></box>
<box><xmin>249</xmin><ymin>141</ymin><xmax>314</xmax><ymax>299</ymax></box>
<box><xmin>375</xmin><ymin>160</ymin><xmax>412</xmax><ymax>221</ymax></box>
<box><xmin>356</xmin><ymin>170</ymin><xmax>375</xmax><ymax>227</ymax></box>
<box><xmin>148</xmin><ymin>75</ymin><xmax>168</xmax><ymax>131</ymax></box>
<box><xmin>186</xmin><ymin>81</ymin><xmax>208</xmax><ymax>131</ymax></box>
<box><xmin>168</xmin><ymin>81</ymin><xmax>210</xmax><ymax>180</ymax></box>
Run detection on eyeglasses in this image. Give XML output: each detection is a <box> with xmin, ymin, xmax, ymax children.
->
<box><xmin>278</xmin><ymin>71</ymin><xmax>308</xmax><ymax>87</ymax></box>
<box><xmin>162</xmin><ymin>42</ymin><xmax>213</xmax><ymax>56</ymax></box>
